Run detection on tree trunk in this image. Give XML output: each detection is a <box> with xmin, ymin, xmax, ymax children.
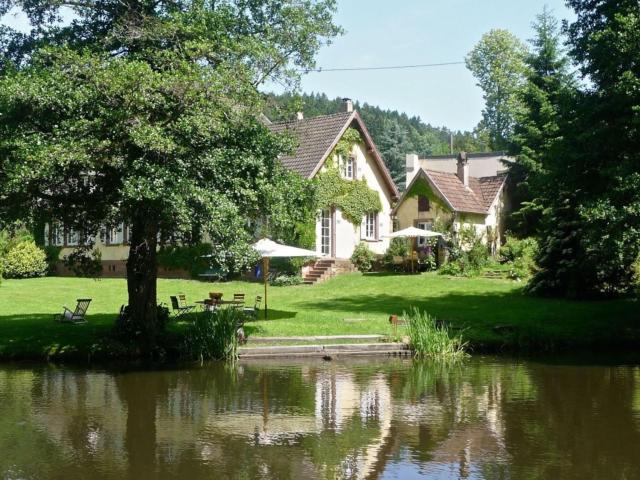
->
<box><xmin>126</xmin><ymin>213</ymin><xmax>159</xmax><ymax>354</ymax></box>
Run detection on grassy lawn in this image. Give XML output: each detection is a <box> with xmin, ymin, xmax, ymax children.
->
<box><xmin>0</xmin><ymin>273</ymin><xmax>637</xmax><ymax>359</ymax></box>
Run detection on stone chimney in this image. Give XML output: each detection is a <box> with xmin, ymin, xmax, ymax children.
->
<box><xmin>296</xmin><ymin>111</ymin><xmax>304</xmax><ymax>121</ymax></box>
<box><xmin>457</xmin><ymin>151</ymin><xmax>469</xmax><ymax>187</ymax></box>
<box><xmin>342</xmin><ymin>98</ymin><xmax>354</xmax><ymax>113</ymax></box>
<box><xmin>406</xmin><ymin>153</ymin><xmax>420</xmax><ymax>187</ymax></box>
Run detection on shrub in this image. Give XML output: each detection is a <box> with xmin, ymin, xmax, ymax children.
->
<box><xmin>501</xmin><ymin>236</ymin><xmax>538</xmax><ymax>280</ymax></box>
<box><xmin>2</xmin><ymin>240</ymin><xmax>48</xmax><ymax>278</ymax></box>
<box><xmin>467</xmin><ymin>241</ymin><xmax>489</xmax><ymax>270</ymax></box>
<box><xmin>270</xmin><ymin>274</ymin><xmax>303</xmax><ymax>286</ymax></box>
<box><xmin>351</xmin><ymin>242</ymin><xmax>376</xmax><ymax>272</ymax></box>
<box><xmin>44</xmin><ymin>245</ymin><xmax>62</xmax><ymax>274</ymax></box>
<box><xmin>157</xmin><ymin>243</ymin><xmax>213</xmax><ymax>278</ymax></box>
<box><xmin>500</xmin><ymin>236</ymin><xmax>538</xmax><ymax>263</ymax></box>
<box><xmin>439</xmin><ymin>260</ymin><xmax>465</xmax><ymax>276</ymax></box>
<box><xmin>632</xmin><ymin>255</ymin><xmax>640</xmax><ymax>295</ymax></box>
<box><xmin>63</xmin><ymin>248</ymin><xmax>103</xmax><ymax>278</ymax></box>
<box><xmin>420</xmin><ymin>252</ymin><xmax>437</xmax><ymax>271</ymax></box>
<box><xmin>383</xmin><ymin>238</ymin><xmax>408</xmax><ymax>271</ymax></box>
<box><xmin>184</xmin><ymin>308</ymin><xmax>241</xmax><ymax>361</ymax></box>
<box><xmin>114</xmin><ymin>304</ymin><xmax>170</xmax><ymax>344</ymax></box>
<box><xmin>404</xmin><ymin>307</ymin><xmax>468</xmax><ymax>360</ymax></box>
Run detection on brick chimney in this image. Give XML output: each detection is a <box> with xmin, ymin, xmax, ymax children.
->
<box><xmin>457</xmin><ymin>151</ymin><xmax>469</xmax><ymax>187</ymax></box>
<box><xmin>342</xmin><ymin>98</ymin><xmax>354</xmax><ymax>113</ymax></box>
<box><xmin>406</xmin><ymin>153</ymin><xmax>419</xmax><ymax>187</ymax></box>
<box><xmin>296</xmin><ymin>111</ymin><xmax>304</xmax><ymax>121</ymax></box>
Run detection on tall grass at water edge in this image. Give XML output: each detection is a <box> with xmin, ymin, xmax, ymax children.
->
<box><xmin>404</xmin><ymin>307</ymin><xmax>468</xmax><ymax>360</ymax></box>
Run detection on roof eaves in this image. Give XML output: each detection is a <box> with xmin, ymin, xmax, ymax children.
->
<box><xmin>307</xmin><ymin>111</ymin><xmax>356</xmax><ymax>179</ymax></box>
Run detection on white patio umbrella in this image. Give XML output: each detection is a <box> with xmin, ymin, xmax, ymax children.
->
<box><xmin>252</xmin><ymin>238</ymin><xmax>317</xmax><ymax>319</ymax></box>
<box><xmin>384</xmin><ymin>227</ymin><xmax>442</xmax><ymax>273</ymax></box>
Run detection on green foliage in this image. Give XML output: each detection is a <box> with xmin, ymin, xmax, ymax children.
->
<box><xmin>439</xmin><ymin>227</ymin><xmax>489</xmax><ymax>277</ymax></box>
<box><xmin>523</xmin><ymin>1</ymin><xmax>640</xmax><ymax>298</ymax></box>
<box><xmin>404</xmin><ymin>307</ymin><xmax>468</xmax><ymax>360</ymax></box>
<box><xmin>314</xmin><ymin>167</ymin><xmax>381</xmax><ymax>224</ymax></box>
<box><xmin>332</xmin><ymin>127</ymin><xmax>362</xmax><ymax>160</ymax></box>
<box><xmin>43</xmin><ymin>246</ymin><xmax>62</xmax><ymax>274</ymax></box>
<box><xmin>270</xmin><ymin>274</ymin><xmax>303</xmax><ymax>286</ymax></box>
<box><xmin>157</xmin><ymin>244</ymin><xmax>213</xmax><ymax>278</ymax></box>
<box><xmin>350</xmin><ymin>242</ymin><xmax>376</xmax><ymax>273</ymax></box>
<box><xmin>63</xmin><ymin>249</ymin><xmax>103</xmax><ymax>278</ymax></box>
<box><xmin>507</xmin><ymin>8</ymin><xmax>575</xmax><ymax>237</ymax></box>
<box><xmin>2</xmin><ymin>240</ymin><xmax>48</xmax><ymax>279</ymax></box>
<box><xmin>265</xmin><ymin>92</ymin><xmax>491</xmax><ymax>187</ymax></box>
<box><xmin>500</xmin><ymin>237</ymin><xmax>538</xmax><ymax>281</ymax></box>
<box><xmin>383</xmin><ymin>237</ymin><xmax>408</xmax><ymax>267</ymax></box>
<box><xmin>114</xmin><ymin>303</ymin><xmax>171</xmax><ymax>352</ymax></box>
<box><xmin>0</xmin><ymin>0</ymin><xmax>341</xmax><ymax>350</ymax></box>
<box><xmin>632</xmin><ymin>256</ymin><xmax>640</xmax><ymax>296</ymax></box>
<box><xmin>501</xmin><ymin>236</ymin><xmax>539</xmax><ymax>263</ymax></box>
<box><xmin>184</xmin><ymin>309</ymin><xmax>241</xmax><ymax>362</ymax></box>
<box><xmin>466</xmin><ymin>29</ymin><xmax>528</xmax><ymax>149</ymax></box>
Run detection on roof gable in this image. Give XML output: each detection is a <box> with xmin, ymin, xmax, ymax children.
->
<box><xmin>393</xmin><ymin>168</ymin><xmax>506</xmax><ymax>215</ymax></box>
<box><xmin>268</xmin><ymin>111</ymin><xmax>399</xmax><ymax>199</ymax></box>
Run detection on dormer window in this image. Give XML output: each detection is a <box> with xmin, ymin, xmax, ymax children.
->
<box><xmin>345</xmin><ymin>155</ymin><xmax>355</xmax><ymax>180</ymax></box>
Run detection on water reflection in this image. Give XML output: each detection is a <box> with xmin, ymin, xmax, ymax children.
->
<box><xmin>1</xmin><ymin>357</ymin><xmax>639</xmax><ymax>479</ymax></box>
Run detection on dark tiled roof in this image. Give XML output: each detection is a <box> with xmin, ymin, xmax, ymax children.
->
<box><xmin>471</xmin><ymin>174</ymin><xmax>507</xmax><ymax>210</ymax></box>
<box><xmin>267</xmin><ymin>111</ymin><xmax>353</xmax><ymax>178</ymax></box>
<box><xmin>424</xmin><ymin>170</ymin><xmax>487</xmax><ymax>214</ymax></box>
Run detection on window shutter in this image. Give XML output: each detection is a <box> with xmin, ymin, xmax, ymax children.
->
<box><xmin>418</xmin><ymin>195</ymin><xmax>429</xmax><ymax>212</ymax></box>
<box><xmin>375</xmin><ymin>213</ymin><xmax>380</xmax><ymax>240</ymax></box>
<box><xmin>360</xmin><ymin>215</ymin><xmax>366</xmax><ymax>240</ymax></box>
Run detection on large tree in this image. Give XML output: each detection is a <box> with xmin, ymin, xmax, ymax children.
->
<box><xmin>526</xmin><ymin>0</ymin><xmax>640</xmax><ymax>297</ymax></box>
<box><xmin>507</xmin><ymin>7</ymin><xmax>576</xmax><ymax>236</ymax></box>
<box><xmin>466</xmin><ymin>29</ymin><xmax>528</xmax><ymax>150</ymax></box>
<box><xmin>0</xmin><ymin>0</ymin><xmax>341</xmax><ymax>351</ymax></box>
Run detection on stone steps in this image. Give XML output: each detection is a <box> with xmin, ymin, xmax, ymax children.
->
<box><xmin>302</xmin><ymin>258</ymin><xmax>356</xmax><ymax>285</ymax></box>
<box><xmin>238</xmin><ymin>342</ymin><xmax>411</xmax><ymax>359</ymax></box>
<box><xmin>248</xmin><ymin>334</ymin><xmax>385</xmax><ymax>344</ymax></box>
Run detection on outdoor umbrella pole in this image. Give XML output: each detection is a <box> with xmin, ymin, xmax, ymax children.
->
<box><xmin>263</xmin><ymin>256</ymin><xmax>269</xmax><ymax>320</ymax></box>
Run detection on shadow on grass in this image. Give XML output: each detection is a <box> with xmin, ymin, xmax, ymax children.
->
<box><xmin>294</xmin><ymin>291</ymin><xmax>639</xmax><ymax>352</ymax></box>
<box><xmin>0</xmin><ymin>313</ymin><xmax>116</xmax><ymax>359</ymax></box>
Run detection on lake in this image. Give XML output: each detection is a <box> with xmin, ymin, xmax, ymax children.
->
<box><xmin>1</xmin><ymin>356</ymin><xmax>639</xmax><ymax>479</ymax></box>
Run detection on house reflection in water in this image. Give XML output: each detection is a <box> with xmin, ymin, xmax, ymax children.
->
<box><xmin>4</xmin><ymin>359</ymin><xmax>637</xmax><ymax>479</ymax></box>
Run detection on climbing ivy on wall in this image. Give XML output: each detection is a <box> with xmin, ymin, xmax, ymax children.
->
<box><xmin>314</xmin><ymin>128</ymin><xmax>382</xmax><ymax>225</ymax></box>
<box><xmin>332</xmin><ymin>127</ymin><xmax>363</xmax><ymax>161</ymax></box>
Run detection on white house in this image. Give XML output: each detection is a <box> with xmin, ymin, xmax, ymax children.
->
<box><xmin>267</xmin><ymin>99</ymin><xmax>399</xmax><ymax>260</ymax></box>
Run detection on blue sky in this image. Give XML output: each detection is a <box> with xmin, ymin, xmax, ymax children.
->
<box><xmin>1</xmin><ymin>1</ymin><xmax>574</xmax><ymax>131</ymax></box>
<box><xmin>286</xmin><ymin>0</ymin><xmax>574</xmax><ymax>131</ymax></box>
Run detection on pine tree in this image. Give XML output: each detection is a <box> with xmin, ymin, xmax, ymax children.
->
<box><xmin>508</xmin><ymin>8</ymin><xmax>576</xmax><ymax>236</ymax></box>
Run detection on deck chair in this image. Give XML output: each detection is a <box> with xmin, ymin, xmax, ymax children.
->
<box><xmin>243</xmin><ymin>296</ymin><xmax>262</xmax><ymax>320</ymax></box>
<box><xmin>56</xmin><ymin>298</ymin><xmax>92</xmax><ymax>323</ymax></box>
<box><xmin>170</xmin><ymin>295</ymin><xmax>195</xmax><ymax>319</ymax></box>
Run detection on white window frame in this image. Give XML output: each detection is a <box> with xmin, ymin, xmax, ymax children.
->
<box><xmin>362</xmin><ymin>212</ymin><xmax>377</xmax><ymax>241</ymax></box>
<box><xmin>345</xmin><ymin>155</ymin><xmax>355</xmax><ymax>180</ymax></box>
<box><xmin>320</xmin><ymin>209</ymin><xmax>331</xmax><ymax>256</ymax></box>
<box><xmin>48</xmin><ymin>222</ymin><xmax>65</xmax><ymax>247</ymax></box>
<box><xmin>417</xmin><ymin>221</ymin><xmax>433</xmax><ymax>247</ymax></box>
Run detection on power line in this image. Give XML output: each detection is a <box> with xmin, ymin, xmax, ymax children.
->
<box><xmin>298</xmin><ymin>61</ymin><xmax>465</xmax><ymax>73</ymax></box>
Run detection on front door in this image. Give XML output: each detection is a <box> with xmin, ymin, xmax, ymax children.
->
<box><xmin>321</xmin><ymin>209</ymin><xmax>332</xmax><ymax>256</ymax></box>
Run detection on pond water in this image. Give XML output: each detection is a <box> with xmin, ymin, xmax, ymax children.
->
<box><xmin>1</xmin><ymin>356</ymin><xmax>640</xmax><ymax>479</ymax></box>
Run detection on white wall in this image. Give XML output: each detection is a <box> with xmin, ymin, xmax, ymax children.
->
<box><xmin>314</xmin><ymin>140</ymin><xmax>394</xmax><ymax>259</ymax></box>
